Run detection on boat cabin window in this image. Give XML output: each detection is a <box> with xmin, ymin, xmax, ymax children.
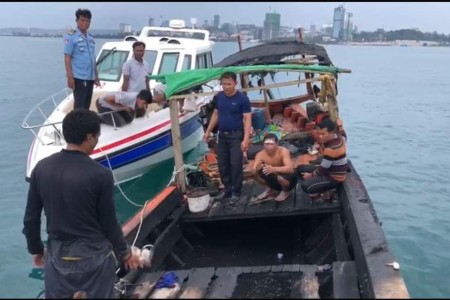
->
<box><xmin>144</xmin><ymin>50</ymin><xmax>158</xmax><ymax>75</ymax></box>
<box><xmin>159</xmin><ymin>52</ymin><xmax>180</xmax><ymax>74</ymax></box>
<box><xmin>182</xmin><ymin>55</ymin><xmax>192</xmax><ymax>71</ymax></box>
<box><xmin>195</xmin><ymin>52</ymin><xmax>213</xmax><ymax>69</ymax></box>
<box><xmin>97</xmin><ymin>50</ymin><xmax>129</xmax><ymax>81</ymax></box>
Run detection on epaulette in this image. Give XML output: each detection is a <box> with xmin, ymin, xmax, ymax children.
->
<box><xmin>67</xmin><ymin>28</ymin><xmax>76</xmax><ymax>35</ymax></box>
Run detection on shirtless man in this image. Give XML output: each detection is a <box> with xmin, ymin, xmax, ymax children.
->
<box><xmin>252</xmin><ymin>133</ymin><xmax>297</xmax><ymax>202</ymax></box>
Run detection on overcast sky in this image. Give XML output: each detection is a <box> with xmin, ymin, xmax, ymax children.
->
<box><xmin>2</xmin><ymin>2</ymin><xmax>450</xmax><ymax>34</ymax></box>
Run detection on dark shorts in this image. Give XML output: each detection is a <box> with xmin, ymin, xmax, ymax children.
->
<box><xmin>258</xmin><ymin>170</ymin><xmax>298</xmax><ymax>191</ymax></box>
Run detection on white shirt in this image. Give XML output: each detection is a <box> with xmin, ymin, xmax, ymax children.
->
<box><xmin>122</xmin><ymin>58</ymin><xmax>149</xmax><ymax>92</ymax></box>
<box><xmin>98</xmin><ymin>92</ymin><xmax>138</xmax><ymax>111</ymax></box>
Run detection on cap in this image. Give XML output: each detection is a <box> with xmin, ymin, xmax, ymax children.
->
<box><xmin>154</xmin><ymin>83</ymin><xmax>166</xmax><ymax>95</ymax></box>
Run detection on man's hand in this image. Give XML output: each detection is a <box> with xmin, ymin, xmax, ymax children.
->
<box><xmin>32</xmin><ymin>248</ymin><xmax>46</xmax><ymax>267</ymax></box>
<box><xmin>203</xmin><ymin>131</ymin><xmax>210</xmax><ymax>143</ymax></box>
<box><xmin>241</xmin><ymin>138</ymin><xmax>249</xmax><ymax>152</ymax></box>
<box><xmin>94</xmin><ymin>78</ymin><xmax>101</xmax><ymax>87</ymax></box>
<box><xmin>336</xmin><ymin>118</ymin><xmax>343</xmax><ymax>127</ymax></box>
<box><xmin>67</xmin><ymin>76</ymin><xmax>75</xmax><ymax>90</ymax></box>
<box><xmin>123</xmin><ymin>250</ymin><xmax>142</xmax><ymax>270</ymax></box>
<box><xmin>262</xmin><ymin>165</ymin><xmax>275</xmax><ymax>175</ymax></box>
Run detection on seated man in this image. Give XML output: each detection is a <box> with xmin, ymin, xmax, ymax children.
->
<box><xmin>96</xmin><ymin>89</ymin><xmax>152</xmax><ymax>127</ymax></box>
<box><xmin>252</xmin><ymin>133</ymin><xmax>298</xmax><ymax>202</ymax></box>
<box><xmin>147</xmin><ymin>83</ymin><xmax>168</xmax><ymax>113</ymax></box>
<box><xmin>297</xmin><ymin>118</ymin><xmax>347</xmax><ymax>200</ymax></box>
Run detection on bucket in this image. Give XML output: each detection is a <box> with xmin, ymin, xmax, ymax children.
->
<box><xmin>186</xmin><ymin>188</ymin><xmax>211</xmax><ymax>213</ymax></box>
<box><xmin>252</xmin><ymin>108</ymin><xmax>266</xmax><ymax>130</ymax></box>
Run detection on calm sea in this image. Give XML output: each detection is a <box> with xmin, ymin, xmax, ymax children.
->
<box><xmin>0</xmin><ymin>36</ymin><xmax>449</xmax><ymax>298</ymax></box>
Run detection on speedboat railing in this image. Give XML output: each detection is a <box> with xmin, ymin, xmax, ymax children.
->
<box><xmin>21</xmin><ymin>88</ymin><xmax>72</xmax><ymax>145</ymax></box>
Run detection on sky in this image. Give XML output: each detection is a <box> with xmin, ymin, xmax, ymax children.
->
<box><xmin>2</xmin><ymin>2</ymin><xmax>450</xmax><ymax>34</ymax></box>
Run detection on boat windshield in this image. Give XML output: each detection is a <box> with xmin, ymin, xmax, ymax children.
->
<box><xmin>97</xmin><ymin>49</ymin><xmax>129</xmax><ymax>81</ymax></box>
<box><xmin>98</xmin><ymin>49</ymin><xmax>158</xmax><ymax>81</ymax></box>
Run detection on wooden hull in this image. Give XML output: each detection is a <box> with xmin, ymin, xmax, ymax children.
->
<box><xmin>119</xmin><ymin>159</ymin><xmax>409</xmax><ymax>299</ymax></box>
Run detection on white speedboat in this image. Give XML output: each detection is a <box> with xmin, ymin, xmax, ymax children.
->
<box><xmin>22</xmin><ymin>20</ymin><xmax>218</xmax><ymax>184</ymax></box>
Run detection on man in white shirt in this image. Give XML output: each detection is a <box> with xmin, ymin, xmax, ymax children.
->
<box><xmin>96</xmin><ymin>89</ymin><xmax>152</xmax><ymax>127</ymax></box>
<box><xmin>121</xmin><ymin>41</ymin><xmax>150</xmax><ymax>93</ymax></box>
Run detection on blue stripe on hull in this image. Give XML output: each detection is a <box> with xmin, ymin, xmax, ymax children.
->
<box><xmin>96</xmin><ymin>116</ymin><xmax>201</xmax><ymax>170</ymax></box>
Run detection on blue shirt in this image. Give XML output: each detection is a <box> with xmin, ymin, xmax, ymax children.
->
<box><xmin>64</xmin><ymin>29</ymin><xmax>96</xmax><ymax>80</ymax></box>
<box><xmin>214</xmin><ymin>91</ymin><xmax>251</xmax><ymax>132</ymax></box>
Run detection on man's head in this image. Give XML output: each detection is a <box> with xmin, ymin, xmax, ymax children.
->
<box><xmin>132</xmin><ymin>41</ymin><xmax>146</xmax><ymax>61</ymax></box>
<box><xmin>153</xmin><ymin>83</ymin><xmax>167</xmax><ymax>104</ymax></box>
<box><xmin>263</xmin><ymin>133</ymin><xmax>279</xmax><ymax>154</ymax></box>
<box><xmin>63</xmin><ymin>109</ymin><xmax>100</xmax><ymax>154</ymax></box>
<box><xmin>316</xmin><ymin>118</ymin><xmax>336</xmax><ymax>143</ymax></box>
<box><xmin>135</xmin><ymin>89</ymin><xmax>153</xmax><ymax>117</ymax></box>
<box><xmin>75</xmin><ymin>9</ymin><xmax>92</xmax><ymax>32</ymax></box>
<box><xmin>220</xmin><ymin>72</ymin><xmax>238</xmax><ymax>96</ymax></box>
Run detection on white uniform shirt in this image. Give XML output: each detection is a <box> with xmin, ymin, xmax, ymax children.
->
<box><xmin>98</xmin><ymin>92</ymin><xmax>138</xmax><ymax>111</ymax></box>
<box><xmin>122</xmin><ymin>58</ymin><xmax>149</xmax><ymax>92</ymax></box>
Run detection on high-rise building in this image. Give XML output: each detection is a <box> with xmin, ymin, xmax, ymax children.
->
<box><xmin>119</xmin><ymin>23</ymin><xmax>131</xmax><ymax>33</ymax></box>
<box><xmin>344</xmin><ymin>12</ymin><xmax>353</xmax><ymax>42</ymax></box>
<box><xmin>213</xmin><ymin>15</ymin><xmax>220</xmax><ymax>28</ymax></box>
<box><xmin>332</xmin><ymin>5</ymin><xmax>345</xmax><ymax>40</ymax></box>
<box><xmin>263</xmin><ymin>12</ymin><xmax>281</xmax><ymax>40</ymax></box>
<box><xmin>148</xmin><ymin>17</ymin><xmax>155</xmax><ymax>26</ymax></box>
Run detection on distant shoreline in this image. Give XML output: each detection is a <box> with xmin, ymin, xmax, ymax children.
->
<box><xmin>1</xmin><ymin>33</ymin><xmax>448</xmax><ymax>47</ymax></box>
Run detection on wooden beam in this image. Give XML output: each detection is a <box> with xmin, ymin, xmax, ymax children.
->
<box><xmin>169</xmin><ymin>77</ymin><xmax>322</xmax><ymax>100</ymax></box>
<box><xmin>169</xmin><ymin>100</ymin><xmax>186</xmax><ymax>192</ymax></box>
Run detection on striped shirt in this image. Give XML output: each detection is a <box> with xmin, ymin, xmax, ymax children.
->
<box><xmin>315</xmin><ymin>132</ymin><xmax>348</xmax><ymax>182</ymax></box>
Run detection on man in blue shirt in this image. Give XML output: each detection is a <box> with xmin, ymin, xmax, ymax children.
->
<box><xmin>64</xmin><ymin>8</ymin><xmax>100</xmax><ymax>109</ymax></box>
<box><xmin>204</xmin><ymin>72</ymin><xmax>252</xmax><ymax>200</ymax></box>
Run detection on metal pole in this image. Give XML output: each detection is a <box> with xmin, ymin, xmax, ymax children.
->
<box><xmin>169</xmin><ymin>99</ymin><xmax>186</xmax><ymax>192</ymax></box>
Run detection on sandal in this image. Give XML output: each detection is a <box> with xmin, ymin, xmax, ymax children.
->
<box><xmin>275</xmin><ymin>191</ymin><xmax>290</xmax><ymax>202</ymax></box>
<box><xmin>249</xmin><ymin>189</ymin><xmax>275</xmax><ymax>205</ymax></box>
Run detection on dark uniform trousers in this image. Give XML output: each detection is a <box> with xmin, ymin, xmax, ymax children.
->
<box><xmin>217</xmin><ymin>130</ymin><xmax>244</xmax><ymax>195</ymax></box>
<box><xmin>74</xmin><ymin>78</ymin><xmax>95</xmax><ymax>110</ymax></box>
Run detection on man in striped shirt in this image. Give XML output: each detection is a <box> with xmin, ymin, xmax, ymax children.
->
<box><xmin>297</xmin><ymin>118</ymin><xmax>348</xmax><ymax>201</ymax></box>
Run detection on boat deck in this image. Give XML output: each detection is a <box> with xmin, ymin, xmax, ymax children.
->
<box><xmin>127</xmin><ymin>261</ymin><xmax>359</xmax><ymax>299</ymax></box>
<box><xmin>182</xmin><ymin>178</ymin><xmax>340</xmax><ymax>223</ymax></box>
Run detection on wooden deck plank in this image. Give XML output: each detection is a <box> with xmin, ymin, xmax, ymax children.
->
<box><xmin>131</xmin><ymin>271</ymin><xmax>163</xmax><ymax>299</ymax></box>
<box><xmin>207</xmin><ymin>267</ymin><xmax>242</xmax><ymax>299</ymax></box>
<box><xmin>178</xmin><ymin>267</ymin><xmax>215</xmax><ymax>298</ymax></box>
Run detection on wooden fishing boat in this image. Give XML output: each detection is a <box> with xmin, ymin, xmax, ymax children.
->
<box><xmin>115</xmin><ymin>40</ymin><xmax>410</xmax><ymax>299</ymax></box>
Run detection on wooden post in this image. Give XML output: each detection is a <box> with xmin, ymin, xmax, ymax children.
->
<box><xmin>169</xmin><ymin>99</ymin><xmax>186</xmax><ymax>192</ymax></box>
<box><xmin>260</xmin><ymin>76</ymin><xmax>272</xmax><ymax>123</ymax></box>
<box><xmin>237</xmin><ymin>34</ymin><xmax>248</xmax><ymax>95</ymax></box>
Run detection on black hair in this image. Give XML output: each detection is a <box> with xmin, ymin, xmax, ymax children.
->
<box><xmin>220</xmin><ymin>71</ymin><xmax>237</xmax><ymax>82</ymax></box>
<box><xmin>63</xmin><ymin>109</ymin><xmax>100</xmax><ymax>145</ymax></box>
<box><xmin>132</xmin><ymin>41</ymin><xmax>146</xmax><ymax>49</ymax></box>
<box><xmin>75</xmin><ymin>8</ymin><xmax>92</xmax><ymax>20</ymax></box>
<box><xmin>137</xmin><ymin>89</ymin><xmax>152</xmax><ymax>104</ymax></box>
<box><xmin>317</xmin><ymin>118</ymin><xmax>336</xmax><ymax>132</ymax></box>
<box><xmin>264</xmin><ymin>133</ymin><xmax>279</xmax><ymax>143</ymax></box>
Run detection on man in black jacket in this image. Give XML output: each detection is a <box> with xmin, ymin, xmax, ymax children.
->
<box><xmin>23</xmin><ymin>109</ymin><xmax>141</xmax><ymax>298</ymax></box>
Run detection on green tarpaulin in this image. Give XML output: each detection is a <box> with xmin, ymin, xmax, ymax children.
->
<box><xmin>147</xmin><ymin>64</ymin><xmax>342</xmax><ymax>98</ymax></box>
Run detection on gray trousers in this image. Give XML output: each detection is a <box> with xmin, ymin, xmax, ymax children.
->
<box><xmin>44</xmin><ymin>251</ymin><xmax>117</xmax><ymax>298</ymax></box>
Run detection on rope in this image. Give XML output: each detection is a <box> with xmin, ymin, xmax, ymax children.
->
<box><xmin>98</xmin><ymin>147</ymin><xmax>143</xmax><ymax>207</ymax></box>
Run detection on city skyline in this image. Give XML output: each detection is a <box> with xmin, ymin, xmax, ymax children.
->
<box><xmin>2</xmin><ymin>2</ymin><xmax>450</xmax><ymax>34</ymax></box>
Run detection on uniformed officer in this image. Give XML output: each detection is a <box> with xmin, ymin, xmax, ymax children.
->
<box><xmin>64</xmin><ymin>8</ymin><xmax>100</xmax><ymax>110</ymax></box>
